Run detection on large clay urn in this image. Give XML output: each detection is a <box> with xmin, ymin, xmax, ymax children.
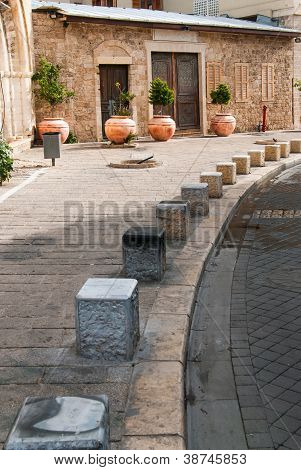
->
<box><xmin>148</xmin><ymin>115</ymin><xmax>176</xmax><ymax>142</ymax></box>
<box><xmin>105</xmin><ymin>116</ymin><xmax>136</xmax><ymax>145</ymax></box>
<box><xmin>211</xmin><ymin>113</ymin><xmax>236</xmax><ymax>137</ymax></box>
<box><xmin>37</xmin><ymin>118</ymin><xmax>70</xmax><ymax>143</ymax></box>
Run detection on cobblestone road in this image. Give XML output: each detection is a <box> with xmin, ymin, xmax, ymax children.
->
<box><xmin>231</xmin><ymin>166</ymin><xmax>301</xmax><ymax>449</ymax></box>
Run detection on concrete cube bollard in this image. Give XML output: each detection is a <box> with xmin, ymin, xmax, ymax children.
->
<box><xmin>232</xmin><ymin>156</ymin><xmax>251</xmax><ymax>175</ymax></box>
<box><xmin>4</xmin><ymin>395</ymin><xmax>109</xmax><ymax>450</ymax></box>
<box><xmin>156</xmin><ymin>200</ymin><xmax>190</xmax><ymax>241</ymax></box>
<box><xmin>122</xmin><ymin>226</ymin><xmax>166</xmax><ymax>281</ymax></box>
<box><xmin>290</xmin><ymin>139</ymin><xmax>301</xmax><ymax>153</ymax></box>
<box><xmin>200</xmin><ymin>172</ymin><xmax>223</xmax><ymax>198</ymax></box>
<box><xmin>76</xmin><ymin>278</ymin><xmax>139</xmax><ymax>361</ymax></box>
<box><xmin>216</xmin><ymin>162</ymin><xmax>237</xmax><ymax>185</ymax></box>
<box><xmin>277</xmin><ymin>141</ymin><xmax>290</xmax><ymax>158</ymax></box>
<box><xmin>248</xmin><ymin>150</ymin><xmax>265</xmax><ymax>167</ymax></box>
<box><xmin>181</xmin><ymin>183</ymin><xmax>209</xmax><ymax>217</ymax></box>
<box><xmin>265</xmin><ymin>145</ymin><xmax>281</xmax><ymax>161</ymax></box>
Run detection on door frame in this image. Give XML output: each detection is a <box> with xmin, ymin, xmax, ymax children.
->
<box><xmin>145</xmin><ymin>40</ymin><xmax>207</xmax><ymax>135</ymax></box>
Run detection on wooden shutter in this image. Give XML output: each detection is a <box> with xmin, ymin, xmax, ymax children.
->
<box><xmin>262</xmin><ymin>63</ymin><xmax>275</xmax><ymax>101</ymax></box>
<box><xmin>132</xmin><ymin>0</ymin><xmax>141</xmax><ymax>8</ymax></box>
<box><xmin>235</xmin><ymin>63</ymin><xmax>249</xmax><ymax>102</ymax></box>
<box><xmin>207</xmin><ymin>62</ymin><xmax>222</xmax><ymax>100</ymax></box>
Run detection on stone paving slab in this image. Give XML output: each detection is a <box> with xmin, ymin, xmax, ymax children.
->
<box><xmin>0</xmin><ymin>131</ymin><xmax>301</xmax><ymax>449</ymax></box>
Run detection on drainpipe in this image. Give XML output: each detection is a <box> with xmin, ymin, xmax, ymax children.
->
<box><xmin>262</xmin><ymin>105</ymin><xmax>268</xmax><ymax>132</ymax></box>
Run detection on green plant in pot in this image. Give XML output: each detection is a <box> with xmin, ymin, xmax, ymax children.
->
<box><xmin>32</xmin><ymin>57</ymin><xmax>75</xmax><ymax>143</ymax></box>
<box><xmin>0</xmin><ymin>136</ymin><xmax>13</xmax><ymax>186</ymax></box>
<box><xmin>105</xmin><ymin>82</ymin><xmax>137</xmax><ymax>145</ymax></box>
<box><xmin>148</xmin><ymin>78</ymin><xmax>176</xmax><ymax>141</ymax></box>
<box><xmin>210</xmin><ymin>83</ymin><xmax>236</xmax><ymax>137</ymax></box>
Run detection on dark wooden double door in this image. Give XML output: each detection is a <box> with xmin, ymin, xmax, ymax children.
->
<box><xmin>152</xmin><ymin>52</ymin><xmax>200</xmax><ymax>130</ymax></box>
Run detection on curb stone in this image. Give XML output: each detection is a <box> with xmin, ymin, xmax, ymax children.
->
<box><xmin>121</xmin><ymin>155</ymin><xmax>301</xmax><ymax>450</ymax></box>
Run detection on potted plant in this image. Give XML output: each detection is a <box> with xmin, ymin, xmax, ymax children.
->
<box><xmin>32</xmin><ymin>57</ymin><xmax>75</xmax><ymax>143</ymax></box>
<box><xmin>210</xmin><ymin>83</ymin><xmax>236</xmax><ymax>137</ymax></box>
<box><xmin>148</xmin><ymin>78</ymin><xmax>176</xmax><ymax>142</ymax></box>
<box><xmin>105</xmin><ymin>82</ymin><xmax>136</xmax><ymax>145</ymax></box>
<box><xmin>0</xmin><ymin>136</ymin><xmax>13</xmax><ymax>186</ymax></box>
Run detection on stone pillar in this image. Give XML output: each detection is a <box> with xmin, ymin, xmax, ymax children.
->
<box><xmin>4</xmin><ymin>395</ymin><xmax>109</xmax><ymax>450</ymax></box>
<box><xmin>200</xmin><ymin>172</ymin><xmax>223</xmax><ymax>198</ymax></box>
<box><xmin>232</xmin><ymin>156</ymin><xmax>251</xmax><ymax>175</ymax></box>
<box><xmin>156</xmin><ymin>200</ymin><xmax>190</xmax><ymax>241</ymax></box>
<box><xmin>122</xmin><ymin>226</ymin><xmax>166</xmax><ymax>281</ymax></box>
<box><xmin>277</xmin><ymin>141</ymin><xmax>290</xmax><ymax>158</ymax></box>
<box><xmin>76</xmin><ymin>278</ymin><xmax>140</xmax><ymax>361</ymax></box>
<box><xmin>216</xmin><ymin>162</ymin><xmax>237</xmax><ymax>185</ymax></box>
<box><xmin>181</xmin><ymin>183</ymin><xmax>209</xmax><ymax>216</ymax></box>
<box><xmin>290</xmin><ymin>139</ymin><xmax>301</xmax><ymax>153</ymax></box>
<box><xmin>265</xmin><ymin>145</ymin><xmax>281</xmax><ymax>161</ymax></box>
<box><xmin>248</xmin><ymin>150</ymin><xmax>265</xmax><ymax>167</ymax></box>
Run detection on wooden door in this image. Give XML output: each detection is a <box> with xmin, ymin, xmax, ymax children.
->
<box><xmin>99</xmin><ymin>65</ymin><xmax>128</xmax><ymax>137</ymax></box>
<box><xmin>151</xmin><ymin>52</ymin><xmax>200</xmax><ymax>130</ymax></box>
<box><xmin>175</xmin><ymin>53</ymin><xmax>200</xmax><ymax>130</ymax></box>
<box><xmin>151</xmin><ymin>52</ymin><xmax>174</xmax><ymax>119</ymax></box>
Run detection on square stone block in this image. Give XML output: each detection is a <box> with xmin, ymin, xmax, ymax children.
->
<box><xmin>200</xmin><ymin>172</ymin><xmax>223</xmax><ymax>198</ymax></box>
<box><xmin>216</xmin><ymin>162</ymin><xmax>237</xmax><ymax>185</ymax></box>
<box><xmin>156</xmin><ymin>200</ymin><xmax>190</xmax><ymax>241</ymax></box>
<box><xmin>290</xmin><ymin>139</ymin><xmax>301</xmax><ymax>153</ymax></box>
<box><xmin>4</xmin><ymin>395</ymin><xmax>109</xmax><ymax>450</ymax></box>
<box><xmin>265</xmin><ymin>145</ymin><xmax>281</xmax><ymax>161</ymax></box>
<box><xmin>232</xmin><ymin>156</ymin><xmax>251</xmax><ymax>175</ymax></box>
<box><xmin>277</xmin><ymin>141</ymin><xmax>290</xmax><ymax>158</ymax></box>
<box><xmin>76</xmin><ymin>278</ymin><xmax>139</xmax><ymax>361</ymax></box>
<box><xmin>248</xmin><ymin>150</ymin><xmax>265</xmax><ymax>167</ymax></box>
<box><xmin>122</xmin><ymin>226</ymin><xmax>166</xmax><ymax>281</ymax></box>
<box><xmin>181</xmin><ymin>183</ymin><xmax>209</xmax><ymax>216</ymax></box>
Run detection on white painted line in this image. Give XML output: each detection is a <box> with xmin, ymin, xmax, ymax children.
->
<box><xmin>0</xmin><ymin>168</ymin><xmax>48</xmax><ymax>204</ymax></box>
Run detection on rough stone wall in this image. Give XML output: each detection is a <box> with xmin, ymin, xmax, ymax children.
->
<box><xmin>32</xmin><ymin>13</ymin><xmax>294</xmax><ymax>141</ymax></box>
<box><xmin>32</xmin><ymin>13</ymin><xmax>151</xmax><ymax>142</ymax></box>
<box><xmin>0</xmin><ymin>0</ymin><xmax>34</xmax><ymax>142</ymax></box>
<box><xmin>204</xmin><ymin>32</ymin><xmax>294</xmax><ymax>133</ymax></box>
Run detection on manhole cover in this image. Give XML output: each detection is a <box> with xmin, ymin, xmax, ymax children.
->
<box><xmin>109</xmin><ymin>159</ymin><xmax>161</xmax><ymax>169</ymax></box>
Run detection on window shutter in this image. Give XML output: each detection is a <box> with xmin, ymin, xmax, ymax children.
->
<box><xmin>262</xmin><ymin>63</ymin><xmax>274</xmax><ymax>101</ymax></box>
<box><xmin>132</xmin><ymin>0</ymin><xmax>140</xmax><ymax>8</ymax></box>
<box><xmin>235</xmin><ymin>63</ymin><xmax>249</xmax><ymax>102</ymax></box>
<box><xmin>207</xmin><ymin>62</ymin><xmax>222</xmax><ymax>100</ymax></box>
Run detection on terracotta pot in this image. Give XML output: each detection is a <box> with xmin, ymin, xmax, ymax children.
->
<box><xmin>105</xmin><ymin>116</ymin><xmax>136</xmax><ymax>144</ymax></box>
<box><xmin>211</xmin><ymin>113</ymin><xmax>236</xmax><ymax>137</ymax></box>
<box><xmin>37</xmin><ymin>118</ymin><xmax>70</xmax><ymax>143</ymax></box>
<box><xmin>148</xmin><ymin>115</ymin><xmax>176</xmax><ymax>142</ymax></box>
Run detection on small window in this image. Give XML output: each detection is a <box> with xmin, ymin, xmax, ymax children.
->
<box><xmin>207</xmin><ymin>62</ymin><xmax>222</xmax><ymax>100</ymax></box>
<box><xmin>235</xmin><ymin>63</ymin><xmax>250</xmax><ymax>102</ymax></box>
<box><xmin>262</xmin><ymin>63</ymin><xmax>275</xmax><ymax>101</ymax></box>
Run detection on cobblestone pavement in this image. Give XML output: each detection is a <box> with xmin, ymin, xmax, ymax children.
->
<box><xmin>231</xmin><ymin>165</ymin><xmax>301</xmax><ymax>449</ymax></box>
<box><xmin>1</xmin><ymin>132</ymin><xmax>301</xmax><ymax>449</ymax></box>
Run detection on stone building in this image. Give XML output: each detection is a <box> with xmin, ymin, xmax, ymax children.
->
<box><xmin>0</xmin><ymin>0</ymin><xmax>34</xmax><ymax>152</ymax></box>
<box><xmin>219</xmin><ymin>0</ymin><xmax>301</xmax><ymax>127</ymax></box>
<box><xmin>32</xmin><ymin>1</ymin><xmax>299</xmax><ymax>142</ymax></box>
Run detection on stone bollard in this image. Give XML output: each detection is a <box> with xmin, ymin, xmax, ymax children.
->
<box><xmin>216</xmin><ymin>162</ymin><xmax>237</xmax><ymax>185</ymax></box>
<box><xmin>4</xmin><ymin>395</ymin><xmax>109</xmax><ymax>450</ymax></box>
<box><xmin>265</xmin><ymin>145</ymin><xmax>281</xmax><ymax>161</ymax></box>
<box><xmin>156</xmin><ymin>200</ymin><xmax>190</xmax><ymax>241</ymax></box>
<box><xmin>200</xmin><ymin>172</ymin><xmax>223</xmax><ymax>198</ymax></box>
<box><xmin>181</xmin><ymin>183</ymin><xmax>209</xmax><ymax>217</ymax></box>
<box><xmin>122</xmin><ymin>226</ymin><xmax>166</xmax><ymax>281</ymax></box>
<box><xmin>277</xmin><ymin>141</ymin><xmax>290</xmax><ymax>158</ymax></box>
<box><xmin>76</xmin><ymin>278</ymin><xmax>139</xmax><ymax>361</ymax></box>
<box><xmin>248</xmin><ymin>150</ymin><xmax>265</xmax><ymax>167</ymax></box>
<box><xmin>232</xmin><ymin>155</ymin><xmax>251</xmax><ymax>175</ymax></box>
<box><xmin>290</xmin><ymin>139</ymin><xmax>301</xmax><ymax>153</ymax></box>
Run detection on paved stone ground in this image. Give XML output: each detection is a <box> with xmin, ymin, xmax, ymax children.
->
<box><xmin>231</xmin><ymin>166</ymin><xmax>301</xmax><ymax>450</ymax></box>
<box><xmin>1</xmin><ymin>132</ymin><xmax>301</xmax><ymax>449</ymax></box>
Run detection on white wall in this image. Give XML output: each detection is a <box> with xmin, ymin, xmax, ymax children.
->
<box><xmin>219</xmin><ymin>0</ymin><xmax>300</xmax><ymax>18</ymax></box>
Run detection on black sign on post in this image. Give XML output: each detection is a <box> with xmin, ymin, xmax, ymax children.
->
<box><xmin>42</xmin><ymin>132</ymin><xmax>61</xmax><ymax>167</ymax></box>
